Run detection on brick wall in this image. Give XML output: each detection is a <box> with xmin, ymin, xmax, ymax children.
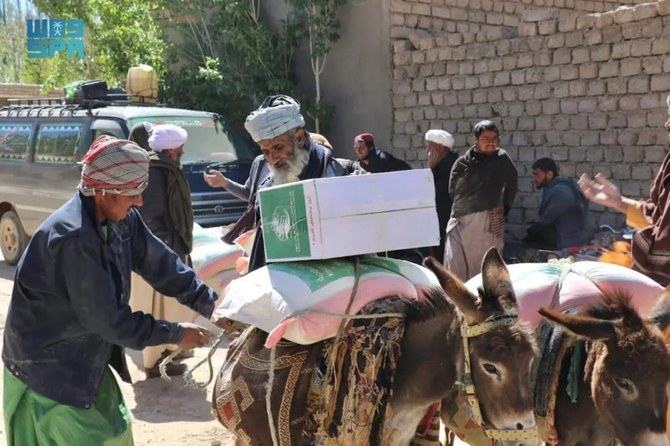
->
<box><xmin>390</xmin><ymin>0</ymin><xmax>670</xmax><ymax>237</ymax></box>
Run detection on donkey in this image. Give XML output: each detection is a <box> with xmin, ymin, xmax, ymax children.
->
<box><xmin>539</xmin><ymin>290</ymin><xmax>670</xmax><ymax>446</ymax></box>
<box><xmin>216</xmin><ymin>248</ymin><xmax>539</xmax><ymax>446</ymax></box>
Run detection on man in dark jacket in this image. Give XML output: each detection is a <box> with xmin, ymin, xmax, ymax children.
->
<box><xmin>526</xmin><ymin>157</ymin><xmax>592</xmax><ymax>249</ymax></box>
<box><xmin>425</xmin><ymin>129</ymin><xmax>459</xmax><ymax>263</ymax></box>
<box><xmin>445</xmin><ymin>120</ymin><xmax>518</xmax><ymax>280</ymax></box>
<box><xmin>352</xmin><ymin>133</ymin><xmax>411</xmax><ymax>173</ymax></box>
<box><xmin>130</xmin><ymin>123</ymin><xmax>198</xmax><ymax>378</ymax></box>
<box><xmin>2</xmin><ymin>135</ymin><xmax>218</xmax><ymax>445</ymax></box>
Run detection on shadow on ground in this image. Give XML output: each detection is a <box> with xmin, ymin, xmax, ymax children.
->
<box><xmin>129</xmin><ymin>376</ymin><xmax>216</xmax><ymax>423</ymax></box>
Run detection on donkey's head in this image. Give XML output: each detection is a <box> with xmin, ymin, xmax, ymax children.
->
<box><xmin>540</xmin><ymin>291</ymin><xmax>670</xmax><ymax>446</ymax></box>
<box><xmin>424</xmin><ymin>248</ymin><xmax>539</xmax><ymax>437</ymax></box>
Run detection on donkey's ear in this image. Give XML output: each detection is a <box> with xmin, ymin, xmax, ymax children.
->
<box><xmin>480</xmin><ymin>248</ymin><xmax>517</xmax><ymax>308</ymax></box>
<box><xmin>539</xmin><ymin>307</ymin><xmax>618</xmax><ymax>341</ymax></box>
<box><xmin>424</xmin><ymin>256</ymin><xmax>484</xmax><ymax>324</ymax></box>
<box><xmin>649</xmin><ymin>286</ymin><xmax>670</xmax><ymax>332</ymax></box>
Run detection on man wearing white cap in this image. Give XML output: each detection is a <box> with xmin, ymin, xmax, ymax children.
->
<box><xmin>129</xmin><ymin>123</ymin><xmax>198</xmax><ymax>378</ymax></box>
<box><xmin>425</xmin><ymin>129</ymin><xmax>458</xmax><ymax>263</ymax></box>
<box><xmin>239</xmin><ymin>95</ymin><xmax>343</xmax><ymax>271</ymax></box>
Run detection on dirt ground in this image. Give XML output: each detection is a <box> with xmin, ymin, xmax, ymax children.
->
<box><xmin>0</xmin><ymin>255</ymin><xmax>237</xmax><ymax>446</ymax></box>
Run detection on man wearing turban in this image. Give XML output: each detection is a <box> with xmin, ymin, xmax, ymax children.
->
<box><xmin>2</xmin><ymin>135</ymin><xmax>221</xmax><ymax>445</ymax></box>
<box><xmin>425</xmin><ymin>129</ymin><xmax>459</xmax><ymax>263</ymax></box>
<box><xmin>128</xmin><ymin>124</ymin><xmax>198</xmax><ymax>378</ymax></box>
<box><xmin>226</xmin><ymin>95</ymin><xmax>343</xmax><ymax>271</ymax></box>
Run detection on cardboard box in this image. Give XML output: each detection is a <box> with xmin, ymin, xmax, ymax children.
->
<box><xmin>258</xmin><ymin>169</ymin><xmax>439</xmax><ymax>262</ymax></box>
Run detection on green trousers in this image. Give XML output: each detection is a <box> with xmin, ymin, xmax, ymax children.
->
<box><xmin>3</xmin><ymin>367</ymin><xmax>134</xmax><ymax>446</ymax></box>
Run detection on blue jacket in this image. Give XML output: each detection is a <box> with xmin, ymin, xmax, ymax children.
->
<box><xmin>2</xmin><ymin>192</ymin><xmax>216</xmax><ymax>408</ymax></box>
<box><xmin>538</xmin><ymin>177</ymin><xmax>593</xmax><ymax>248</ymax></box>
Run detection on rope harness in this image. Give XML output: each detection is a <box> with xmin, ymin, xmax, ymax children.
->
<box><xmin>460</xmin><ymin>315</ymin><xmax>539</xmax><ymax>442</ymax></box>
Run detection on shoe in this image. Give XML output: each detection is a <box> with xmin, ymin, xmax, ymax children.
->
<box><xmin>173</xmin><ymin>349</ymin><xmax>195</xmax><ymax>360</ymax></box>
<box><xmin>144</xmin><ymin>361</ymin><xmax>187</xmax><ymax>379</ymax></box>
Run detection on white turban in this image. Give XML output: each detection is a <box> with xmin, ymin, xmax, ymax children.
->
<box><xmin>425</xmin><ymin>129</ymin><xmax>455</xmax><ymax>149</ymax></box>
<box><xmin>148</xmin><ymin>124</ymin><xmax>188</xmax><ymax>152</ymax></box>
<box><xmin>244</xmin><ymin>95</ymin><xmax>305</xmax><ymax>143</ymax></box>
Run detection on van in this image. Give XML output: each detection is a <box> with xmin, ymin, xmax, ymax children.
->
<box><xmin>0</xmin><ymin>97</ymin><xmax>257</xmax><ymax>264</ymax></box>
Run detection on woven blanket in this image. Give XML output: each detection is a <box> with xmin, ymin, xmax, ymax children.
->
<box><xmin>213</xmin><ymin>298</ymin><xmax>409</xmax><ymax>445</ymax></box>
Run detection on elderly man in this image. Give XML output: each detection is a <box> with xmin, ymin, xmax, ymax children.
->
<box><xmin>3</xmin><ymin>135</ymin><xmax>218</xmax><ymax>445</ymax></box>
<box><xmin>129</xmin><ymin>124</ymin><xmax>198</xmax><ymax>378</ymax></box>
<box><xmin>425</xmin><ymin>129</ymin><xmax>459</xmax><ymax>263</ymax></box>
<box><xmin>352</xmin><ymin>133</ymin><xmax>411</xmax><ymax>173</ymax></box>
<box><xmin>229</xmin><ymin>95</ymin><xmax>343</xmax><ymax>271</ymax></box>
<box><xmin>445</xmin><ymin>120</ymin><xmax>518</xmax><ymax>280</ymax></box>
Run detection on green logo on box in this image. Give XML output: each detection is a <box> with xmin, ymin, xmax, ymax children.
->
<box><xmin>260</xmin><ymin>184</ymin><xmax>311</xmax><ymax>259</ymax></box>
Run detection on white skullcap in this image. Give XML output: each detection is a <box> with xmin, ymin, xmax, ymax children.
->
<box><xmin>244</xmin><ymin>95</ymin><xmax>305</xmax><ymax>143</ymax></box>
<box><xmin>148</xmin><ymin>124</ymin><xmax>188</xmax><ymax>152</ymax></box>
<box><xmin>425</xmin><ymin>129</ymin><xmax>454</xmax><ymax>149</ymax></box>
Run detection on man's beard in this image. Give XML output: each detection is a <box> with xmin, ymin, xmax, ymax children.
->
<box><xmin>269</xmin><ymin>139</ymin><xmax>309</xmax><ymax>185</ymax></box>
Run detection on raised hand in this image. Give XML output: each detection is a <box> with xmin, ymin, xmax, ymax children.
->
<box><xmin>578</xmin><ymin>173</ymin><xmax>625</xmax><ymax>212</ymax></box>
<box><xmin>203</xmin><ymin>170</ymin><xmax>229</xmax><ymax>188</ymax></box>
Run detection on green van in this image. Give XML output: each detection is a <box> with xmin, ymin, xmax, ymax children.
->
<box><xmin>0</xmin><ymin>99</ymin><xmax>256</xmax><ymax>264</ymax></box>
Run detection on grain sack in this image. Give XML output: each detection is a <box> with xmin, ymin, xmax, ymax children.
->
<box><xmin>466</xmin><ymin>261</ymin><xmax>663</xmax><ymax>327</ymax></box>
<box><xmin>213</xmin><ymin>256</ymin><xmax>439</xmax><ymax>346</ymax></box>
<box><xmin>191</xmin><ymin>240</ymin><xmax>243</xmax><ymax>281</ymax></box>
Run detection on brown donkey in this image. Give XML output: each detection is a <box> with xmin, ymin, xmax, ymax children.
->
<box><xmin>217</xmin><ymin>248</ymin><xmax>539</xmax><ymax>445</ymax></box>
<box><xmin>387</xmin><ymin>248</ymin><xmax>539</xmax><ymax>445</ymax></box>
<box><xmin>540</xmin><ymin>291</ymin><xmax>670</xmax><ymax>446</ymax></box>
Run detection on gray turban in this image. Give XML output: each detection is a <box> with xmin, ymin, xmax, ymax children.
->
<box><xmin>244</xmin><ymin>95</ymin><xmax>305</xmax><ymax>143</ymax></box>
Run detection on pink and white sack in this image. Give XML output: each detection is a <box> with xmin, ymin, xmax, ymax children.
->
<box><xmin>466</xmin><ymin>261</ymin><xmax>663</xmax><ymax>327</ymax></box>
<box><xmin>212</xmin><ymin>256</ymin><xmax>440</xmax><ymax>347</ymax></box>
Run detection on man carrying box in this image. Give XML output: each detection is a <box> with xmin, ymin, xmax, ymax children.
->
<box><xmin>242</xmin><ymin>95</ymin><xmax>345</xmax><ymax>272</ymax></box>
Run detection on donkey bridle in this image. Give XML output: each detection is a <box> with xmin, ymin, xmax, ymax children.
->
<box><xmin>460</xmin><ymin>315</ymin><xmax>539</xmax><ymax>442</ymax></box>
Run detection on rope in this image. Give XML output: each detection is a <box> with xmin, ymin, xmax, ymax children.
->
<box><xmin>159</xmin><ymin>330</ymin><xmax>236</xmax><ymax>388</ymax></box>
<box><xmin>292</xmin><ymin>309</ymin><xmax>405</xmax><ymax>319</ymax></box>
<box><xmin>183</xmin><ymin>331</ymin><xmax>234</xmax><ymax>389</ymax></box>
<box><xmin>266</xmin><ymin>345</ymin><xmax>279</xmax><ymax>446</ymax></box>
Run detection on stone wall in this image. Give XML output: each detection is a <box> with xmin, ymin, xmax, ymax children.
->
<box><xmin>390</xmin><ymin>0</ymin><xmax>670</xmax><ymax>237</ymax></box>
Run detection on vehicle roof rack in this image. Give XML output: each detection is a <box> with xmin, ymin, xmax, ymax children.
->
<box><xmin>0</xmin><ymin>93</ymin><xmax>165</xmax><ymax>117</ymax></box>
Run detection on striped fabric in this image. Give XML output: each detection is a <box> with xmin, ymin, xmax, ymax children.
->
<box><xmin>78</xmin><ymin>135</ymin><xmax>150</xmax><ymax>196</ymax></box>
<box><xmin>244</xmin><ymin>95</ymin><xmax>305</xmax><ymax>143</ymax></box>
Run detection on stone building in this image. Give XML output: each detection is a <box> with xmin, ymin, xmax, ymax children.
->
<box><xmin>267</xmin><ymin>0</ymin><xmax>670</xmax><ymax>236</ymax></box>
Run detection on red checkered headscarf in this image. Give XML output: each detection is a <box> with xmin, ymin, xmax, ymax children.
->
<box><xmin>78</xmin><ymin>135</ymin><xmax>150</xmax><ymax>196</ymax></box>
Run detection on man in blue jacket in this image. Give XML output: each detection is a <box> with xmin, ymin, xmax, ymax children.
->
<box><xmin>2</xmin><ymin>135</ymin><xmax>219</xmax><ymax>445</ymax></box>
<box><xmin>525</xmin><ymin>157</ymin><xmax>592</xmax><ymax>249</ymax></box>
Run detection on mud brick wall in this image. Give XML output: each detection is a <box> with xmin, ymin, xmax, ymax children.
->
<box><xmin>390</xmin><ymin>0</ymin><xmax>670</xmax><ymax>237</ymax></box>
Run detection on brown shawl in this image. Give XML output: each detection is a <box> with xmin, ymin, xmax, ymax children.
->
<box><xmin>149</xmin><ymin>154</ymin><xmax>193</xmax><ymax>255</ymax></box>
<box><xmin>632</xmin><ymin>150</ymin><xmax>670</xmax><ymax>286</ymax></box>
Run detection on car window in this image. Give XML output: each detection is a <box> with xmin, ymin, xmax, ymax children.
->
<box><xmin>128</xmin><ymin>115</ymin><xmax>255</xmax><ymax>164</ymax></box>
<box><xmin>35</xmin><ymin>123</ymin><xmax>83</xmax><ymax>163</ymax></box>
<box><xmin>0</xmin><ymin>123</ymin><xmax>33</xmax><ymax>160</ymax></box>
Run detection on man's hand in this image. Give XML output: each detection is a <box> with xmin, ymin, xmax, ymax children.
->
<box><xmin>177</xmin><ymin>323</ymin><xmax>212</xmax><ymax>350</ymax></box>
<box><xmin>427</xmin><ymin>147</ymin><xmax>441</xmax><ymax>169</ymax></box>
<box><xmin>204</xmin><ymin>170</ymin><xmax>229</xmax><ymax>188</ymax></box>
<box><xmin>578</xmin><ymin>173</ymin><xmax>627</xmax><ymax>213</ymax></box>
